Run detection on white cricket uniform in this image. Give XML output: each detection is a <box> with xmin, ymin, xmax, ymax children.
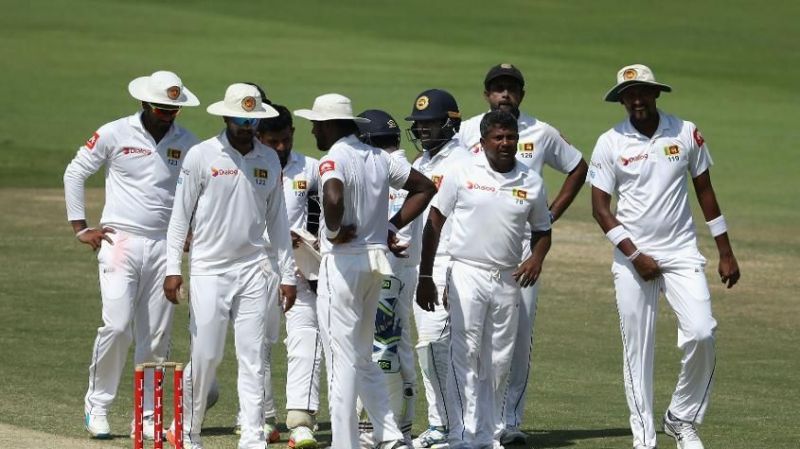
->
<box><xmin>458</xmin><ymin>111</ymin><xmax>583</xmax><ymax>429</ymax></box>
<box><xmin>410</xmin><ymin>139</ymin><xmax>473</xmax><ymax>429</ymax></box>
<box><xmin>432</xmin><ymin>152</ymin><xmax>551</xmax><ymax>448</ymax></box>
<box><xmin>589</xmin><ymin>111</ymin><xmax>717</xmax><ymax>448</ymax></box>
<box><xmin>166</xmin><ymin>132</ymin><xmax>294</xmax><ymax>449</ymax></box>
<box><xmin>63</xmin><ymin>112</ymin><xmax>198</xmax><ymax>418</ymax></box>
<box><xmin>263</xmin><ymin>150</ymin><xmax>323</xmax><ymax>417</ymax></box>
<box><xmin>316</xmin><ymin>135</ymin><xmax>410</xmax><ymax>449</ymax></box>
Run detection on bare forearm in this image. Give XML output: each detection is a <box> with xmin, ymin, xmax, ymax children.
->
<box><xmin>322</xmin><ymin>183</ymin><xmax>344</xmax><ymax>231</ymax></box>
<box><xmin>390</xmin><ymin>190</ymin><xmax>434</xmax><ymax>230</ymax></box>
<box><xmin>419</xmin><ymin>218</ymin><xmax>441</xmax><ymax>275</ymax></box>
<box><xmin>529</xmin><ymin>230</ymin><xmax>552</xmax><ymax>264</ymax></box>
<box><xmin>70</xmin><ymin>219</ymin><xmax>88</xmax><ymax>233</ymax></box>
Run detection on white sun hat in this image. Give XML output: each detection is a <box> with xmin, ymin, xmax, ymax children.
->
<box><xmin>294</xmin><ymin>93</ymin><xmax>370</xmax><ymax>123</ymax></box>
<box><xmin>128</xmin><ymin>71</ymin><xmax>200</xmax><ymax>107</ymax></box>
<box><xmin>207</xmin><ymin>83</ymin><xmax>279</xmax><ymax>118</ymax></box>
<box><xmin>604</xmin><ymin>64</ymin><xmax>672</xmax><ymax>102</ymax></box>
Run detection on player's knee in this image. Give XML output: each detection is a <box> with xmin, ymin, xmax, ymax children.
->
<box><xmin>101</xmin><ymin>322</ymin><xmax>133</xmax><ymax>341</ymax></box>
<box><xmin>685</xmin><ymin>321</ymin><xmax>716</xmax><ymax>345</ymax></box>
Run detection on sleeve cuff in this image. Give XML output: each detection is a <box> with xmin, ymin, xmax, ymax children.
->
<box><xmin>166</xmin><ymin>262</ymin><xmax>182</xmax><ymax>277</ymax></box>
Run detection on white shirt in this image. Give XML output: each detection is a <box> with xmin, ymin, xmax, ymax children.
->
<box><xmin>387</xmin><ymin>149</ymin><xmax>422</xmax><ymax>267</ymax></box>
<box><xmin>458</xmin><ymin>111</ymin><xmax>583</xmax><ymax>175</ymax></box>
<box><xmin>588</xmin><ymin>111</ymin><xmax>713</xmax><ymax>257</ymax></box>
<box><xmin>432</xmin><ymin>152</ymin><xmax>551</xmax><ymax>269</ymax></box>
<box><xmin>166</xmin><ymin>131</ymin><xmax>295</xmax><ymax>284</ymax></box>
<box><xmin>410</xmin><ymin>138</ymin><xmax>473</xmax><ymax>259</ymax></box>
<box><xmin>63</xmin><ymin>113</ymin><xmax>199</xmax><ymax>238</ymax></box>
<box><xmin>318</xmin><ymin>135</ymin><xmax>411</xmax><ymax>254</ymax></box>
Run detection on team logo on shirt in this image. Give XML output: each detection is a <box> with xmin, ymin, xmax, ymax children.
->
<box><xmin>166</xmin><ymin>149</ymin><xmax>182</xmax><ymax>166</ymax></box>
<box><xmin>167</xmin><ymin>86</ymin><xmax>181</xmax><ymax>101</ymax></box>
<box><xmin>211</xmin><ymin>167</ymin><xmax>239</xmax><ymax>177</ymax></box>
<box><xmin>518</xmin><ymin>142</ymin><xmax>534</xmax><ymax>158</ymax></box>
<box><xmin>85</xmin><ymin>132</ymin><xmax>99</xmax><ymax>150</ymax></box>
<box><xmin>619</xmin><ymin>153</ymin><xmax>648</xmax><ymax>167</ymax></box>
<box><xmin>693</xmin><ymin>128</ymin><xmax>705</xmax><ymax>147</ymax></box>
<box><xmin>122</xmin><ymin>147</ymin><xmax>153</xmax><ymax>156</ymax></box>
<box><xmin>466</xmin><ymin>181</ymin><xmax>496</xmax><ymax>192</ymax></box>
<box><xmin>664</xmin><ymin>145</ymin><xmax>680</xmax><ymax>156</ymax></box>
<box><xmin>319</xmin><ymin>160</ymin><xmax>335</xmax><ymax>176</ymax></box>
<box><xmin>431</xmin><ymin>175</ymin><xmax>443</xmax><ymax>189</ymax></box>
<box><xmin>293</xmin><ymin>180</ymin><xmax>308</xmax><ymax>190</ymax></box>
<box><xmin>512</xmin><ymin>188</ymin><xmax>527</xmax><ymax>199</ymax></box>
<box><xmin>253</xmin><ymin>168</ymin><xmax>268</xmax><ymax>185</ymax></box>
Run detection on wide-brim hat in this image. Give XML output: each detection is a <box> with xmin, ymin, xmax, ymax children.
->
<box><xmin>128</xmin><ymin>71</ymin><xmax>200</xmax><ymax>107</ymax></box>
<box><xmin>604</xmin><ymin>64</ymin><xmax>672</xmax><ymax>102</ymax></box>
<box><xmin>207</xmin><ymin>83</ymin><xmax>279</xmax><ymax>118</ymax></box>
<box><xmin>294</xmin><ymin>93</ymin><xmax>370</xmax><ymax>123</ymax></box>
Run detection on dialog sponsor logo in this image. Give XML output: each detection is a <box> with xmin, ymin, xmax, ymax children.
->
<box><xmin>619</xmin><ymin>153</ymin><xmax>648</xmax><ymax>167</ymax></box>
<box><xmin>211</xmin><ymin>167</ymin><xmax>239</xmax><ymax>177</ymax></box>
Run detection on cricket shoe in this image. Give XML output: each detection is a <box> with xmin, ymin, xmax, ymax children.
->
<box><xmin>84</xmin><ymin>413</ymin><xmax>111</xmax><ymax>439</ymax></box>
<box><xmin>376</xmin><ymin>439</ymin><xmax>410</xmax><ymax>449</ymax></box>
<box><xmin>166</xmin><ymin>427</ymin><xmax>199</xmax><ymax>449</ymax></box>
<box><xmin>663</xmin><ymin>411</ymin><xmax>704</xmax><ymax>449</ymax></box>
<box><xmin>289</xmin><ymin>425</ymin><xmax>318</xmax><ymax>449</ymax></box>
<box><xmin>498</xmin><ymin>426</ymin><xmax>527</xmax><ymax>446</ymax></box>
<box><xmin>412</xmin><ymin>426</ymin><xmax>448</xmax><ymax>449</ymax></box>
<box><xmin>130</xmin><ymin>412</ymin><xmax>157</xmax><ymax>440</ymax></box>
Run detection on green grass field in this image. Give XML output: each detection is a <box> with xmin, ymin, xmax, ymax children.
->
<box><xmin>1</xmin><ymin>0</ymin><xmax>798</xmax><ymax>448</ymax></box>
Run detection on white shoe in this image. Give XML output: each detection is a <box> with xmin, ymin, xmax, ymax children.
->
<box><xmin>498</xmin><ymin>426</ymin><xmax>527</xmax><ymax>445</ymax></box>
<box><xmin>663</xmin><ymin>411</ymin><xmax>704</xmax><ymax>449</ymax></box>
<box><xmin>130</xmin><ymin>413</ymin><xmax>157</xmax><ymax>440</ymax></box>
<box><xmin>376</xmin><ymin>440</ymin><xmax>409</xmax><ymax>449</ymax></box>
<box><xmin>413</xmin><ymin>426</ymin><xmax>448</xmax><ymax>449</ymax></box>
<box><xmin>289</xmin><ymin>425</ymin><xmax>318</xmax><ymax>449</ymax></box>
<box><xmin>84</xmin><ymin>413</ymin><xmax>111</xmax><ymax>439</ymax></box>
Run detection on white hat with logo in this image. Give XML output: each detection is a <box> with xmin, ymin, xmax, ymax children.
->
<box><xmin>604</xmin><ymin>64</ymin><xmax>672</xmax><ymax>102</ymax></box>
<box><xmin>207</xmin><ymin>83</ymin><xmax>279</xmax><ymax>118</ymax></box>
<box><xmin>128</xmin><ymin>71</ymin><xmax>200</xmax><ymax>107</ymax></box>
<box><xmin>294</xmin><ymin>93</ymin><xmax>370</xmax><ymax>123</ymax></box>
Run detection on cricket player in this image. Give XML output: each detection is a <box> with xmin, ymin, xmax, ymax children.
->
<box><xmin>417</xmin><ymin>110</ymin><xmax>552</xmax><ymax>449</ymax></box>
<box><xmin>589</xmin><ymin>64</ymin><xmax>741</xmax><ymax>449</ymax></box>
<box><xmin>257</xmin><ymin>104</ymin><xmax>323</xmax><ymax>449</ymax></box>
<box><xmin>355</xmin><ymin>109</ymin><xmax>419</xmax><ymax>447</ymax></box>
<box><xmin>456</xmin><ymin>63</ymin><xmax>588</xmax><ymax>445</ymax></box>
<box><xmin>163</xmin><ymin>83</ymin><xmax>297</xmax><ymax>449</ymax></box>
<box><xmin>404</xmin><ymin>89</ymin><xmax>472</xmax><ymax>449</ymax></box>
<box><xmin>63</xmin><ymin>70</ymin><xmax>200</xmax><ymax>439</ymax></box>
<box><xmin>294</xmin><ymin>93</ymin><xmax>437</xmax><ymax>449</ymax></box>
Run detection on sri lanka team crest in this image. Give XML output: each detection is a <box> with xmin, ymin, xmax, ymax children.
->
<box><xmin>512</xmin><ymin>188</ymin><xmax>527</xmax><ymax>199</ymax></box>
<box><xmin>293</xmin><ymin>180</ymin><xmax>308</xmax><ymax>190</ymax></box>
<box><xmin>518</xmin><ymin>142</ymin><xmax>534</xmax><ymax>152</ymax></box>
<box><xmin>167</xmin><ymin>149</ymin><xmax>182</xmax><ymax>159</ymax></box>
<box><xmin>664</xmin><ymin>145</ymin><xmax>680</xmax><ymax>156</ymax></box>
<box><xmin>431</xmin><ymin>175</ymin><xmax>443</xmax><ymax>189</ymax></box>
<box><xmin>253</xmin><ymin>168</ymin><xmax>268</xmax><ymax>179</ymax></box>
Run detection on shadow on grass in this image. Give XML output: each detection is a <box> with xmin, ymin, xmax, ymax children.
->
<box><xmin>511</xmin><ymin>427</ymin><xmax>632</xmax><ymax>448</ymax></box>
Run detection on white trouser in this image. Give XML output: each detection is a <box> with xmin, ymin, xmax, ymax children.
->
<box><xmin>612</xmin><ymin>250</ymin><xmax>717</xmax><ymax>448</ymax></box>
<box><xmin>182</xmin><ymin>261</ymin><xmax>275</xmax><ymax>449</ymax></box>
<box><xmin>446</xmin><ymin>260</ymin><xmax>520</xmax><ymax>448</ymax></box>
<box><xmin>284</xmin><ymin>272</ymin><xmax>323</xmax><ymax>413</ymax></box>
<box><xmin>318</xmin><ymin>251</ymin><xmax>404</xmax><ymax>449</ymax></box>
<box><xmin>85</xmin><ymin>232</ymin><xmax>174</xmax><ymax>416</ymax></box>
<box><xmin>412</xmin><ymin>258</ymin><xmax>451</xmax><ymax>428</ymax></box>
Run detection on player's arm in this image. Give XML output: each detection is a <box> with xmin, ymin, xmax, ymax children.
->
<box><xmin>163</xmin><ymin>153</ymin><xmax>202</xmax><ymax>304</ymax></box>
<box><xmin>692</xmin><ymin>170</ymin><xmax>740</xmax><ymax>288</ymax></box>
<box><xmin>64</xmin><ymin>130</ymin><xmax>115</xmax><ymax>250</ymax></box>
<box><xmin>549</xmin><ymin>159</ymin><xmax>588</xmax><ymax>222</ymax></box>
<box><xmin>591</xmin><ymin>187</ymin><xmax>660</xmax><ymax>281</ymax></box>
<box><xmin>416</xmin><ymin>206</ymin><xmax>446</xmax><ymax>311</ymax></box>
<box><xmin>388</xmin><ymin>168</ymin><xmax>436</xmax><ymax>231</ymax></box>
<box><xmin>319</xmin><ymin>158</ymin><xmax>356</xmax><ymax>244</ymax></box>
<box><xmin>264</xmin><ymin>169</ymin><xmax>298</xmax><ymax>311</ymax></box>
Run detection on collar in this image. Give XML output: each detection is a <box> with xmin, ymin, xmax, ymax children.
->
<box><xmin>424</xmin><ymin>138</ymin><xmax>459</xmax><ymax>163</ymax></box>
<box><xmin>128</xmin><ymin>111</ymin><xmax>178</xmax><ymax>141</ymax></box>
<box><xmin>331</xmin><ymin>134</ymin><xmax>361</xmax><ymax>150</ymax></box>
<box><xmin>284</xmin><ymin>149</ymin><xmax>302</xmax><ymax>169</ymax></box>
<box><xmin>217</xmin><ymin>130</ymin><xmax>262</xmax><ymax>159</ymax></box>
<box><xmin>621</xmin><ymin>109</ymin><xmax>671</xmax><ymax>139</ymax></box>
<box><xmin>473</xmin><ymin>151</ymin><xmax>526</xmax><ymax>182</ymax></box>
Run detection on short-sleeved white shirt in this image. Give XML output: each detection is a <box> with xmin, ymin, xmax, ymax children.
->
<box><xmin>588</xmin><ymin>111</ymin><xmax>713</xmax><ymax>257</ymax></box>
<box><xmin>387</xmin><ymin>149</ymin><xmax>422</xmax><ymax>267</ymax></box>
<box><xmin>458</xmin><ymin>111</ymin><xmax>583</xmax><ymax>175</ymax></box>
<box><xmin>432</xmin><ymin>152</ymin><xmax>551</xmax><ymax>269</ymax></box>
<box><xmin>318</xmin><ymin>135</ymin><xmax>411</xmax><ymax>254</ymax></box>
<box><xmin>281</xmin><ymin>151</ymin><xmax>320</xmax><ymax>231</ymax></box>
<box><xmin>63</xmin><ymin>113</ymin><xmax>199</xmax><ymax>238</ymax></box>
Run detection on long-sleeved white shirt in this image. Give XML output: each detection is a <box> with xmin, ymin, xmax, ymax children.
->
<box><xmin>63</xmin><ymin>113</ymin><xmax>199</xmax><ymax>238</ymax></box>
<box><xmin>166</xmin><ymin>131</ymin><xmax>296</xmax><ymax>284</ymax></box>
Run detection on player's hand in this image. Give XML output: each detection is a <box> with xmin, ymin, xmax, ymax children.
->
<box><xmin>164</xmin><ymin>275</ymin><xmax>183</xmax><ymax>304</ymax></box>
<box><xmin>513</xmin><ymin>256</ymin><xmax>542</xmax><ymax>288</ymax></box>
<box><xmin>290</xmin><ymin>231</ymin><xmax>301</xmax><ymax>249</ymax></box>
<box><xmin>387</xmin><ymin>230</ymin><xmax>409</xmax><ymax>258</ymax></box>
<box><xmin>718</xmin><ymin>252</ymin><xmax>740</xmax><ymax>288</ymax></box>
<box><xmin>280</xmin><ymin>284</ymin><xmax>297</xmax><ymax>312</ymax></box>
<box><xmin>632</xmin><ymin>253</ymin><xmax>661</xmax><ymax>281</ymax></box>
<box><xmin>77</xmin><ymin>227</ymin><xmax>115</xmax><ymax>251</ymax></box>
<box><xmin>416</xmin><ymin>276</ymin><xmax>439</xmax><ymax>311</ymax></box>
<box><xmin>328</xmin><ymin>224</ymin><xmax>357</xmax><ymax>244</ymax></box>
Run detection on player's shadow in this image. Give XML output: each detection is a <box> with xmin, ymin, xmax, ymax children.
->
<box><xmin>508</xmin><ymin>427</ymin><xmax>631</xmax><ymax>448</ymax></box>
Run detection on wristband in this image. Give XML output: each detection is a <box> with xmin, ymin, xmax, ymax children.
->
<box><xmin>75</xmin><ymin>227</ymin><xmax>93</xmax><ymax>239</ymax></box>
<box><xmin>706</xmin><ymin>215</ymin><xmax>728</xmax><ymax>237</ymax></box>
<box><xmin>626</xmin><ymin>249</ymin><xmax>642</xmax><ymax>261</ymax></box>
<box><xmin>605</xmin><ymin>225</ymin><xmax>632</xmax><ymax>247</ymax></box>
<box><xmin>323</xmin><ymin>226</ymin><xmax>340</xmax><ymax>240</ymax></box>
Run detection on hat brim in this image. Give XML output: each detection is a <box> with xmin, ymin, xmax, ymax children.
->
<box><xmin>294</xmin><ymin>109</ymin><xmax>370</xmax><ymax>123</ymax></box>
<box><xmin>604</xmin><ymin>80</ymin><xmax>672</xmax><ymax>102</ymax></box>
<box><xmin>207</xmin><ymin>101</ymin><xmax>279</xmax><ymax>118</ymax></box>
<box><xmin>128</xmin><ymin>77</ymin><xmax>200</xmax><ymax>107</ymax></box>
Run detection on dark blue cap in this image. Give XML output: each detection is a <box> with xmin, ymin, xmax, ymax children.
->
<box><xmin>356</xmin><ymin>109</ymin><xmax>401</xmax><ymax>137</ymax></box>
<box><xmin>405</xmin><ymin>89</ymin><xmax>460</xmax><ymax>122</ymax></box>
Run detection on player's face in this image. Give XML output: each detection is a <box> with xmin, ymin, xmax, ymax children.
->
<box><xmin>481</xmin><ymin>124</ymin><xmax>519</xmax><ymax>172</ymax></box>
<box><xmin>485</xmin><ymin>77</ymin><xmax>525</xmax><ymax>116</ymax></box>
<box><xmin>311</xmin><ymin>121</ymin><xmax>335</xmax><ymax>151</ymax></box>
<box><xmin>259</xmin><ymin>126</ymin><xmax>295</xmax><ymax>165</ymax></box>
<box><xmin>620</xmin><ymin>85</ymin><xmax>660</xmax><ymax>123</ymax></box>
<box><xmin>225</xmin><ymin>116</ymin><xmax>259</xmax><ymax>147</ymax></box>
<box><xmin>412</xmin><ymin>119</ymin><xmax>447</xmax><ymax>150</ymax></box>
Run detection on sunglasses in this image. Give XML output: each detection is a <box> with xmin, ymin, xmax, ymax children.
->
<box><xmin>230</xmin><ymin>117</ymin><xmax>260</xmax><ymax>127</ymax></box>
<box><xmin>148</xmin><ymin>103</ymin><xmax>181</xmax><ymax>117</ymax></box>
